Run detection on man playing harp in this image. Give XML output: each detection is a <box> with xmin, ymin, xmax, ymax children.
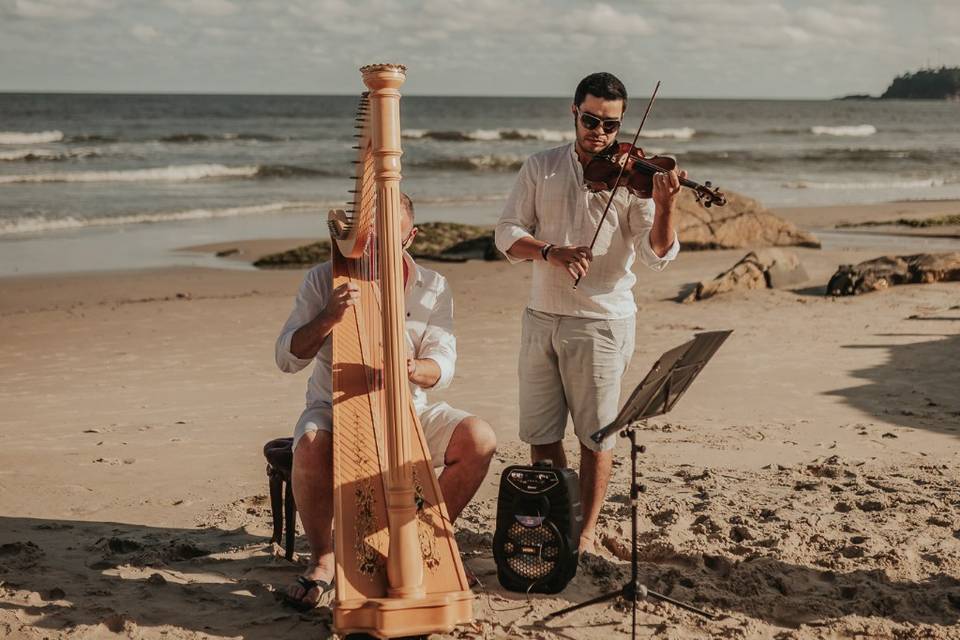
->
<box><xmin>275</xmin><ymin>194</ymin><xmax>497</xmax><ymax>610</ymax></box>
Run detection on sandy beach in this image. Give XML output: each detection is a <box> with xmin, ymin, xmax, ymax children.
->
<box><xmin>2</xmin><ymin>201</ymin><xmax>959</xmax><ymax>639</ymax></box>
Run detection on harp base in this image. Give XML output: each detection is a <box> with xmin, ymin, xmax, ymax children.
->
<box><xmin>334</xmin><ymin>589</ymin><xmax>474</xmax><ymax>639</ymax></box>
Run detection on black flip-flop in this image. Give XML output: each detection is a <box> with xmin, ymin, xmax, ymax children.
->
<box><xmin>283</xmin><ymin>575</ymin><xmax>335</xmax><ymax>612</ymax></box>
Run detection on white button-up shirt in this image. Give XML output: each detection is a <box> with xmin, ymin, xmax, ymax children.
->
<box><xmin>495</xmin><ymin>143</ymin><xmax>679</xmax><ymax>319</ymax></box>
<box><xmin>275</xmin><ymin>253</ymin><xmax>456</xmax><ymax>410</ymax></box>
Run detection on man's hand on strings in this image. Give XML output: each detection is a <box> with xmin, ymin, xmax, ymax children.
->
<box><xmin>652</xmin><ymin>168</ymin><xmax>687</xmax><ymax>212</ymax></box>
<box><xmin>547</xmin><ymin>245</ymin><xmax>593</xmax><ymax>280</ymax></box>
<box><xmin>322</xmin><ymin>282</ymin><xmax>360</xmax><ymax>324</ymax></box>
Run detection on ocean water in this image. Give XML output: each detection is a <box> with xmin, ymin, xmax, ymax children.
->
<box><xmin>1</xmin><ymin>93</ymin><xmax>959</xmax><ymax>273</ymax></box>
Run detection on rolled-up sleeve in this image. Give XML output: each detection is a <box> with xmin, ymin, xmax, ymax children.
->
<box><xmin>275</xmin><ymin>265</ymin><xmax>329</xmax><ymax>373</ymax></box>
<box><xmin>417</xmin><ymin>278</ymin><xmax>456</xmax><ymax>390</ymax></box>
<box><xmin>628</xmin><ymin>198</ymin><xmax>680</xmax><ymax>271</ymax></box>
<box><xmin>495</xmin><ymin>155</ymin><xmax>538</xmax><ymax>264</ymax></box>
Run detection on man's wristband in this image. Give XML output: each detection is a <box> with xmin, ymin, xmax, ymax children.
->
<box><xmin>540</xmin><ymin>243</ymin><xmax>553</xmax><ymax>261</ymax></box>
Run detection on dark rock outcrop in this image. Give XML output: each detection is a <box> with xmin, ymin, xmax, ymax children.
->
<box><xmin>253</xmin><ymin>190</ymin><xmax>818</xmax><ymax>268</ymax></box>
<box><xmin>826</xmin><ymin>253</ymin><xmax>960</xmax><ymax>296</ymax></box>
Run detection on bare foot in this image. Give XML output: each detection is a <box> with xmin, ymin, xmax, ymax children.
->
<box><xmin>578</xmin><ymin>535</ymin><xmax>596</xmax><ymax>555</ymax></box>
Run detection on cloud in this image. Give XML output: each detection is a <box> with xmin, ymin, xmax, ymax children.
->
<box><xmin>796</xmin><ymin>6</ymin><xmax>885</xmax><ymax>39</ymax></box>
<box><xmin>12</xmin><ymin>0</ymin><xmax>113</xmax><ymax>19</ymax></box>
<box><xmin>130</xmin><ymin>23</ymin><xmax>159</xmax><ymax>43</ymax></box>
<box><xmin>202</xmin><ymin>26</ymin><xmax>227</xmax><ymax>38</ymax></box>
<box><xmin>0</xmin><ymin>0</ymin><xmax>955</xmax><ymax>97</ymax></box>
<box><xmin>165</xmin><ymin>0</ymin><xmax>237</xmax><ymax>17</ymax></box>
<box><xmin>565</xmin><ymin>3</ymin><xmax>652</xmax><ymax>36</ymax></box>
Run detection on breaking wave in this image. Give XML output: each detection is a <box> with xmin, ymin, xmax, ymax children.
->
<box><xmin>0</xmin><ymin>147</ymin><xmax>103</xmax><ymax>162</ymax></box>
<box><xmin>403</xmin><ymin>128</ymin><xmax>575</xmax><ymax>142</ymax></box>
<box><xmin>0</xmin><ymin>163</ymin><xmax>331</xmax><ymax>184</ymax></box>
<box><xmin>413</xmin><ymin>154</ymin><xmax>526</xmax><ymax>171</ymax></box>
<box><xmin>0</xmin><ymin>201</ymin><xmax>320</xmax><ymax>235</ymax></box>
<box><xmin>783</xmin><ymin>177</ymin><xmax>950</xmax><ymax>190</ymax></box>
<box><xmin>637</xmin><ymin>127</ymin><xmax>696</xmax><ymax>140</ymax></box>
<box><xmin>811</xmin><ymin>124</ymin><xmax>877</xmax><ymax>137</ymax></box>
<box><xmin>413</xmin><ymin>193</ymin><xmax>509</xmax><ymax>205</ymax></box>
<box><xmin>159</xmin><ymin>132</ymin><xmax>285</xmax><ymax>143</ymax></box>
<box><xmin>678</xmin><ymin>147</ymin><xmax>960</xmax><ymax>166</ymax></box>
<box><xmin>253</xmin><ymin>164</ymin><xmax>330</xmax><ymax>178</ymax></box>
<box><xmin>402</xmin><ymin>127</ymin><xmax>695</xmax><ymax>142</ymax></box>
<box><xmin>67</xmin><ymin>134</ymin><xmax>118</xmax><ymax>143</ymax></box>
<box><xmin>0</xmin><ymin>130</ymin><xmax>65</xmax><ymax>145</ymax></box>
<box><xmin>0</xmin><ymin>131</ymin><xmax>286</xmax><ymax>145</ymax></box>
<box><xmin>763</xmin><ymin>124</ymin><xmax>878</xmax><ymax>137</ymax></box>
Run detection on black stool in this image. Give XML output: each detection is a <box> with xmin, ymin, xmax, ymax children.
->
<box><xmin>263</xmin><ymin>437</ymin><xmax>296</xmax><ymax>560</ymax></box>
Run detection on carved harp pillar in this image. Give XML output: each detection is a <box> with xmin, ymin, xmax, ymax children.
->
<box><xmin>326</xmin><ymin>64</ymin><xmax>474</xmax><ymax>639</ymax></box>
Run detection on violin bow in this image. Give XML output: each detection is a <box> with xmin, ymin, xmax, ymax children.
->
<box><xmin>573</xmin><ymin>80</ymin><xmax>661</xmax><ymax>290</ymax></box>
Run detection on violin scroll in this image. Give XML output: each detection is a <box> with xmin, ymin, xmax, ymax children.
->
<box><xmin>692</xmin><ymin>180</ymin><xmax>726</xmax><ymax>208</ymax></box>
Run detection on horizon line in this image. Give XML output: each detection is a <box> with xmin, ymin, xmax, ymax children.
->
<box><xmin>0</xmin><ymin>89</ymin><xmax>856</xmax><ymax>101</ymax></box>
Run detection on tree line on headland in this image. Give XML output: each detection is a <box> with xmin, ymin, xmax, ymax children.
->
<box><xmin>839</xmin><ymin>66</ymin><xmax>960</xmax><ymax>100</ymax></box>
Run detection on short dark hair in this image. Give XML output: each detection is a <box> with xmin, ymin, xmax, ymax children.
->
<box><xmin>400</xmin><ymin>192</ymin><xmax>414</xmax><ymax>222</ymax></box>
<box><xmin>574</xmin><ymin>72</ymin><xmax>628</xmax><ymax>111</ymax></box>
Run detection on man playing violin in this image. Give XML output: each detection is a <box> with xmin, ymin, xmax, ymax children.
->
<box><xmin>494</xmin><ymin>72</ymin><xmax>685</xmax><ymax>553</ymax></box>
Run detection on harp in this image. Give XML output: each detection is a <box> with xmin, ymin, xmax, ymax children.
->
<box><xmin>325</xmin><ymin>64</ymin><xmax>474</xmax><ymax>638</ymax></box>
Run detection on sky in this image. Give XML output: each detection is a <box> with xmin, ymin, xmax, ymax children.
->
<box><xmin>0</xmin><ymin>0</ymin><xmax>958</xmax><ymax>98</ymax></box>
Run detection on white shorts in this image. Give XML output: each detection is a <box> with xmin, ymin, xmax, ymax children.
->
<box><xmin>292</xmin><ymin>401</ymin><xmax>471</xmax><ymax>468</ymax></box>
<box><xmin>518</xmin><ymin>308</ymin><xmax>635</xmax><ymax>452</ymax></box>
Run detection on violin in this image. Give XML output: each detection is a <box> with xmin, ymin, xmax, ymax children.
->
<box><xmin>572</xmin><ymin>80</ymin><xmax>725</xmax><ymax>290</ymax></box>
<box><xmin>583</xmin><ymin>142</ymin><xmax>727</xmax><ymax>208</ymax></box>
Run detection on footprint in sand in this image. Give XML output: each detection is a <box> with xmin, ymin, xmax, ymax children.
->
<box><xmin>100</xmin><ymin>613</ymin><xmax>136</xmax><ymax>634</ymax></box>
<box><xmin>856</xmin><ymin>499</ymin><xmax>885</xmax><ymax>512</ymax></box>
<box><xmin>45</xmin><ymin>587</ymin><xmax>66</xmax><ymax>601</ymax></box>
<box><xmin>146</xmin><ymin>573</ymin><xmax>167</xmax><ymax>586</ymax></box>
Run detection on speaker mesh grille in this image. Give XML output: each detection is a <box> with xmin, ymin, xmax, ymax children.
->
<box><xmin>505</xmin><ymin>521</ymin><xmax>560</xmax><ymax>580</ymax></box>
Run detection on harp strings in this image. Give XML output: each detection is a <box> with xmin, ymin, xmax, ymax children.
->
<box><xmin>352</xmin><ymin>113</ymin><xmax>387</xmax><ymax>459</ymax></box>
<box><xmin>339</xmin><ymin>86</ymin><xmax>389</xmax><ymax>563</ymax></box>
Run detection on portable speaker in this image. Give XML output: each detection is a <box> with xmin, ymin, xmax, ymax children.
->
<box><xmin>493</xmin><ymin>460</ymin><xmax>582</xmax><ymax>594</ymax></box>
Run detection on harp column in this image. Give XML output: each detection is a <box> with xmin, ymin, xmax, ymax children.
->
<box><xmin>361</xmin><ymin>63</ymin><xmax>424</xmax><ymax>599</ymax></box>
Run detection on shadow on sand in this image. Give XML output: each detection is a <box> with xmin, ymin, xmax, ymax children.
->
<box><xmin>3</xmin><ymin>514</ymin><xmax>959</xmax><ymax>638</ymax></box>
<box><xmin>0</xmin><ymin>515</ymin><xmax>331</xmax><ymax>640</ymax></box>
<box><xmin>826</xmin><ymin>332</ymin><xmax>960</xmax><ymax>436</ymax></box>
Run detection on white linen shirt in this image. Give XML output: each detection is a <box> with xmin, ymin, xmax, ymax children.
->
<box><xmin>495</xmin><ymin>143</ymin><xmax>680</xmax><ymax>319</ymax></box>
<box><xmin>275</xmin><ymin>252</ymin><xmax>456</xmax><ymax>411</ymax></box>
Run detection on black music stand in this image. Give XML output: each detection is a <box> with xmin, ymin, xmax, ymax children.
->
<box><xmin>543</xmin><ymin>330</ymin><xmax>732</xmax><ymax>637</ymax></box>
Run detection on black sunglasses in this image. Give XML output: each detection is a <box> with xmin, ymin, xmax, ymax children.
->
<box><xmin>576</xmin><ymin>108</ymin><xmax>621</xmax><ymax>134</ymax></box>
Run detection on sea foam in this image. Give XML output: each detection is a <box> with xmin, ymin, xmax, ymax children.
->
<box><xmin>811</xmin><ymin>125</ymin><xmax>877</xmax><ymax>137</ymax></box>
<box><xmin>0</xmin><ymin>201</ymin><xmax>319</xmax><ymax>235</ymax></box>
<box><xmin>0</xmin><ymin>130</ymin><xmax>65</xmax><ymax>144</ymax></box>
<box><xmin>783</xmin><ymin>177</ymin><xmax>946</xmax><ymax>190</ymax></box>
<box><xmin>638</xmin><ymin>127</ymin><xmax>696</xmax><ymax>140</ymax></box>
<box><xmin>0</xmin><ymin>163</ymin><xmax>259</xmax><ymax>184</ymax></box>
<box><xmin>403</xmin><ymin>128</ymin><xmax>575</xmax><ymax>142</ymax></box>
<box><xmin>0</xmin><ymin>148</ymin><xmax>102</xmax><ymax>162</ymax></box>
<box><xmin>401</xmin><ymin>126</ymin><xmax>693</xmax><ymax>142</ymax></box>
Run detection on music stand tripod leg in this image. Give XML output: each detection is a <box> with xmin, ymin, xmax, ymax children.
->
<box><xmin>540</xmin><ymin>425</ymin><xmax>647</xmax><ymax>632</ymax></box>
<box><xmin>542</xmin><ymin>425</ymin><xmax>713</xmax><ymax>637</ymax></box>
<box><xmin>542</xmin><ymin>332</ymin><xmax>731</xmax><ymax>632</ymax></box>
